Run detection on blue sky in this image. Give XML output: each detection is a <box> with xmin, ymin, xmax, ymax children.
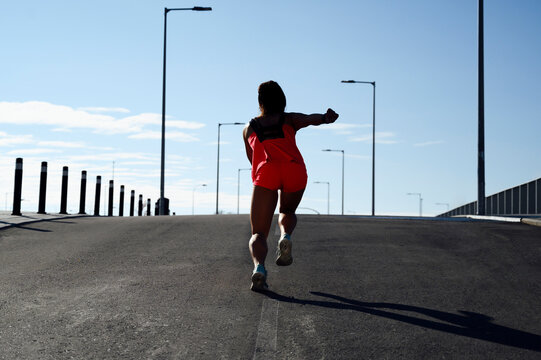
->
<box><xmin>1</xmin><ymin>0</ymin><xmax>540</xmax><ymax>216</ymax></box>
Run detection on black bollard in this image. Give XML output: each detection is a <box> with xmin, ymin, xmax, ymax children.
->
<box><xmin>108</xmin><ymin>180</ymin><xmax>114</xmax><ymax>216</ymax></box>
<box><xmin>94</xmin><ymin>176</ymin><xmax>101</xmax><ymax>216</ymax></box>
<box><xmin>78</xmin><ymin>171</ymin><xmax>87</xmax><ymax>214</ymax></box>
<box><xmin>12</xmin><ymin>158</ymin><xmax>23</xmax><ymax>216</ymax></box>
<box><xmin>129</xmin><ymin>190</ymin><xmax>135</xmax><ymax>216</ymax></box>
<box><xmin>138</xmin><ymin>194</ymin><xmax>143</xmax><ymax>216</ymax></box>
<box><xmin>119</xmin><ymin>185</ymin><xmax>125</xmax><ymax>217</ymax></box>
<box><xmin>38</xmin><ymin>161</ymin><xmax>48</xmax><ymax>214</ymax></box>
<box><xmin>146</xmin><ymin>198</ymin><xmax>151</xmax><ymax>216</ymax></box>
<box><xmin>59</xmin><ymin>166</ymin><xmax>69</xmax><ymax>215</ymax></box>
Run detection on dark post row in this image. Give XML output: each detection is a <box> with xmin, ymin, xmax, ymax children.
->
<box><xmin>10</xmin><ymin>158</ymin><xmax>147</xmax><ymax>216</ymax></box>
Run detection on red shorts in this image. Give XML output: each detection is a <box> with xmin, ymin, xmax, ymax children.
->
<box><xmin>253</xmin><ymin>161</ymin><xmax>307</xmax><ymax>192</ymax></box>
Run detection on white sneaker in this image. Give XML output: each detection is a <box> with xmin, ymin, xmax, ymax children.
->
<box><xmin>275</xmin><ymin>235</ymin><xmax>293</xmax><ymax>266</ymax></box>
<box><xmin>251</xmin><ymin>264</ymin><xmax>268</xmax><ymax>292</ymax></box>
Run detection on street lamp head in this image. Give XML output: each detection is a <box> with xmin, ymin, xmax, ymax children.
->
<box><xmin>193</xmin><ymin>7</ymin><xmax>212</xmax><ymax>11</ymax></box>
<box><xmin>341</xmin><ymin>80</ymin><xmax>356</xmax><ymax>83</ymax></box>
<box><xmin>219</xmin><ymin>122</ymin><xmax>244</xmax><ymax>126</ymax></box>
<box><xmin>322</xmin><ymin>149</ymin><xmax>344</xmax><ymax>153</ymax></box>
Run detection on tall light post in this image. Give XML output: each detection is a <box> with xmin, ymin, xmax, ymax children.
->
<box><xmin>407</xmin><ymin>192</ymin><xmax>423</xmax><ymax>217</ymax></box>
<box><xmin>216</xmin><ymin>122</ymin><xmax>244</xmax><ymax>214</ymax></box>
<box><xmin>314</xmin><ymin>181</ymin><xmax>330</xmax><ymax>215</ymax></box>
<box><xmin>477</xmin><ymin>0</ymin><xmax>486</xmax><ymax>215</ymax></box>
<box><xmin>160</xmin><ymin>6</ymin><xmax>212</xmax><ymax>216</ymax></box>
<box><xmin>322</xmin><ymin>149</ymin><xmax>344</xmax><ymax>215</ymax></box>
<box><xmin>237</xmin><ymin>168</ymin><xmax>251</xmax><ymax>214</ymax></box>
<box><xmin>192</xmin><ymin>183</ymin><xmax>207</xmax><ymax>215</ymax></box>
<box><xmin>342</xmin><ymin>80</ymin><xmax>376</xmax><ymax>216</ymax></box>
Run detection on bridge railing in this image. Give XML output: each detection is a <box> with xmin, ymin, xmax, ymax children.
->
<box><xmin>438</xmin><ymin>177</ymin><xmax>541</xmax><ymax>217</ymax></box>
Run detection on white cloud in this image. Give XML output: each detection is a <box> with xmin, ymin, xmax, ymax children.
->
<box><xmin>312</xmin><ymin>122</ymin><xmax>370</xmax><ymax>135</ymax></box>
<box><xmin>168</xmin><ymin>120</ymin><xmax>206</xmax><ymax>130</ymax></box>
<box><xmin>52</xmin><ymin>128</ymin><xmax>72</xmax><ymax>133</ymax></box>
<box><xmin>316</xmin><ymin>123</ymin><xmax>369</xmax><ymax>130</ymax></box>
<box><xmin>37</xmin><ymin>141</ymin><xmax>85</xmax><ymax>148</ymax></box>
<box><xmin>0</xmin><ymin>101</ymin><xmax>205</xmax><ymax>137</ymax></box>
<box><xmin>129</xmin><ymin>131</ymin><xmax>199</xmax><ymax>142</ymax></box>
<box><xmin>0</xmin><ymin>101</ymin><xmax>114</xmax><ymax>129</ymax></box>
<box><xmin>7</xmin><ymin>148</ymin><xmax>62</xmax><ymax>155</ymax></box>
<box><xmin>77</xmin><ymin>107</ymin><xmax>130</xmax><ymax>113</ymax></box>
<box><xmin>0</xmin><ymin>133</ymin><xmax>33</xmax><ymax>147</ymax></box>
<box><xmin>414</xmin><ymin>140</ymin><xmax>444</xmax><ymax>147</ymax></box>
<box><xmin>64</xmin><ymin>152</ymin><xmax>156</xmax><ymax>162</ymax></box>
<box><xmin>121</xmin><ymin>161</ymin><xmax>157</xmax><ymax>166</ymax></box>
<box><xmin>350</xmin><ymin>132</ymin><xmax>398</xmax><ymax>144</ymax></box>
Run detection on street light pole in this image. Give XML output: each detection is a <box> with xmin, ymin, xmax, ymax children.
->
<box><xmin>160</xmin><ymin>6</ymin><xmax>212</xmax><ymax>216</ymax></box>
<box><xmin>407</xmin><ymin>192</ymin><xmax>422</xmax><ymax>217</ymax></box>
<box><xmin>477</xmin><ymin>0</ymin><xmax>486</xmax><ymax>215</ymax></box>
<box><xmin>322</xmin><ymin>149</ymin><xmax>344</xmax><ymax>215</ymax></box>
<box><xmin>192</xmin><ymin>183</ymin><xmax>207</xmax><ymax>215</ymax></box>
<box><xmin>216</xmin><ymin>122</ymin><xmax>244</xmax><ymax>214</ymax></box>
<box><xmin>342</xmin><ymin>80</ymin><xmax>376</xmax><ymax>216</ymax></box>
<box><xmin>314</xmin><ymin>181</ymin><xmax>330</xmax><ymax>215</ymax></box>
<box><xmin>237</xmin><ymin>168</ymin><xmax>251</xmax><ymax>214</ymax></box>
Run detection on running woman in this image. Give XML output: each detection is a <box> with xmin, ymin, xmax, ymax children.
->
<box><xmin>243</xmin><ymin>80</ymin><xmax>339</xmax><ymax>291</ymax></box>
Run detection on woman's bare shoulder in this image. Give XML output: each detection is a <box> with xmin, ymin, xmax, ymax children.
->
<box><xmin>243</xmin><ymin>123</ymin><xmax>254</xmax><ymax>139</ymax></box>
<box><xmin>284</xmin><ymin>112</ymin><xmax>306</xmax><ymax>131</ymax></box>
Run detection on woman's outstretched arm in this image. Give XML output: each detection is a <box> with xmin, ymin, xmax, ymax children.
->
<box><xmin>288</xmin><ymin>108</ymin><xmax>339</xmax><ymax>131</ymax></box>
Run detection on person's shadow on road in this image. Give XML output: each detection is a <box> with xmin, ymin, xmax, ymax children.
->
<box><xmin>262</xmin><ymin>290</ymin><xmax>541</xmax><ymax>352</ymax></box>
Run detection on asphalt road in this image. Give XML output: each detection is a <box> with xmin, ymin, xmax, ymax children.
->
<box><xmin>1</xmin><ymin>215</ymin><xmax>540</xmax><ymax>359</ymax></box>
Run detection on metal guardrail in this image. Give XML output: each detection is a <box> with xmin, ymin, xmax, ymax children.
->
<box><xmin>438</xmin><ymin>177</ymin><xmax>541</xmax><ymax>217</ymax></box>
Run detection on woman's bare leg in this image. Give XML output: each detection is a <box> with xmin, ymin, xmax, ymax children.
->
<box><xmin>278</xmin><ymin>188</ymin><xmax>305</xmax><ymax>237</ymax></box>
<box><xmin>249</xmin><ymin>185</ymin><xmax>278</xmax><ymax>267</ymax></box>
<box><xmin>274</xmin><ymin>188</ymin><xmax>305</xmax><ymax>266</ymax></box>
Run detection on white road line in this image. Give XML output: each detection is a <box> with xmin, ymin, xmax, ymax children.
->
<box><xmin>253</xmin><ymin>298</ymin><xmax>279</xmax><ymax>360</ymax></box>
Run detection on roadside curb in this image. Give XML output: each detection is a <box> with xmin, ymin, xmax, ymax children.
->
<box><xmin>521</xmin><ymin>218</ymin><xmax>541</xmax><ymax>227</ymax></box>
<box><xmin>461</xmin><ymin>215</ymin><xmax>541</xmax><ymax>227</ymax></box>
<box><xmin>464</xmin><ymin>215</ymin><xmax>522</xmax><ymax>223</ymax></box>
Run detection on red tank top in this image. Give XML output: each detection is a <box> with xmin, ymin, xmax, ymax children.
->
<box><xmin>248</xmin><ymin>114</ymin><xmax>305</xmax><ymax>178</ymax></box>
